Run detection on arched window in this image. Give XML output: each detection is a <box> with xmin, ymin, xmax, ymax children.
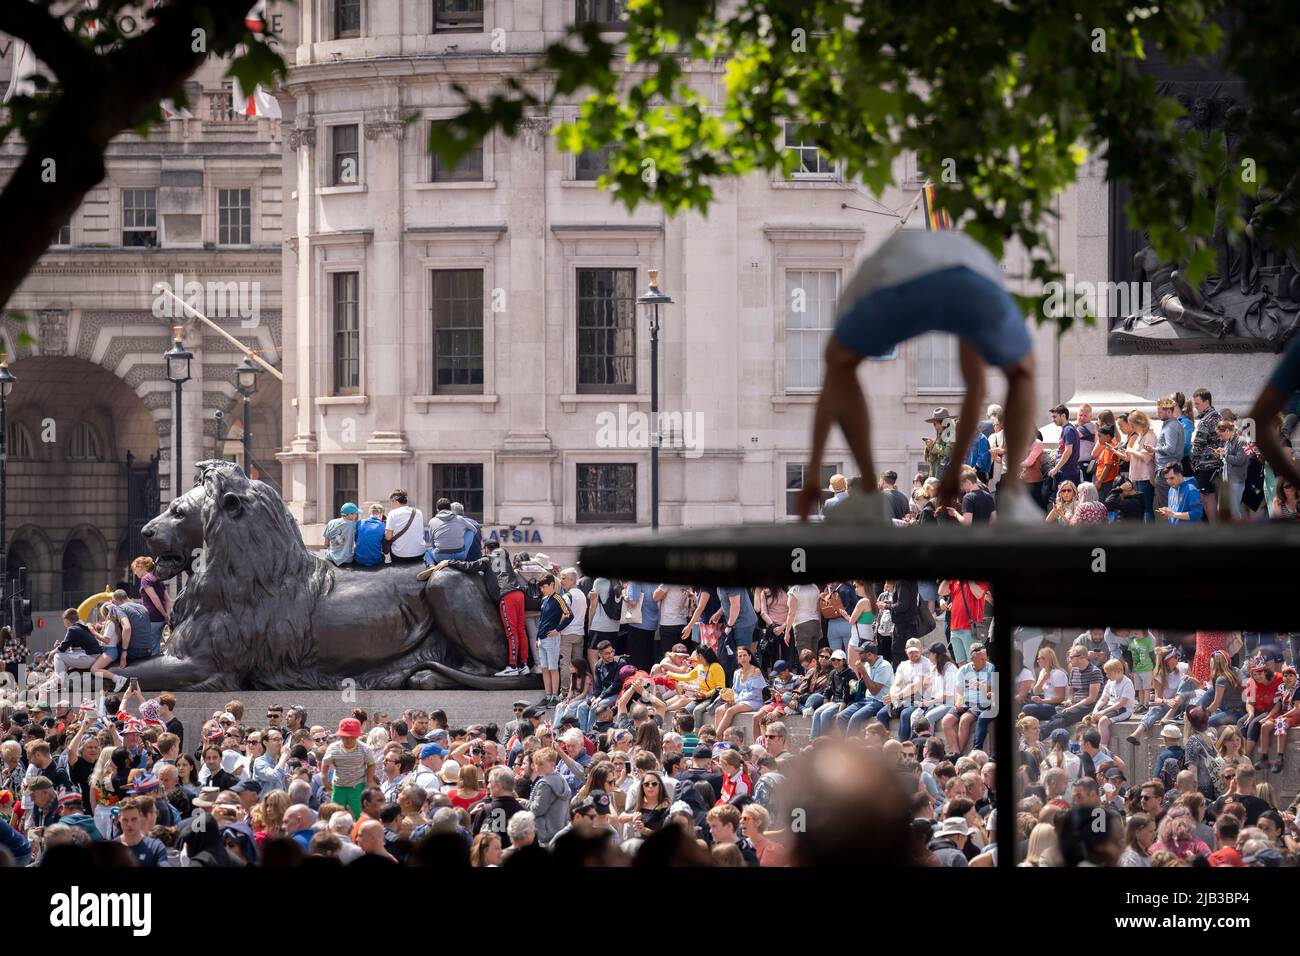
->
<box><xmin>68</xmin><ymin>422</ymin><xmax>102</xmax><ymax>461</ymax></box>
<box><xmin>5</xmin><ymin>422</ymin><xmax>33</xmax><ymax>460</ymax></box>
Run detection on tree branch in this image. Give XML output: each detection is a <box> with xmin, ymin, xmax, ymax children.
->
<box><xmin>0</xmin><ymin>1</ymin><xmax>96</xmax><ymax>87</ymax></box>
<box><xmin>0</xmin><ymin>0</ymin><xmax>263</xmax><ymax>317</ymax></box>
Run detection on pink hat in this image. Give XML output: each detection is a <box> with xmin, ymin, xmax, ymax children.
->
<box><xmin>336</xmin><ymin>718</ymin><xmax>363</xmax><ymax>738</ymax></box>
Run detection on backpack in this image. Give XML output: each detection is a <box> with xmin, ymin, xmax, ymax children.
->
<box><xmin>600</xmin><ymin>581</ymin><xmax>623</xmax><ymax>622</ymax></box>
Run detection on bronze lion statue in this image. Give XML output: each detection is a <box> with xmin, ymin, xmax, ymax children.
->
<box><xmin>119</xmin><ymin>461</ymin><xmax>539</xmax><ymax>691</ymax></box>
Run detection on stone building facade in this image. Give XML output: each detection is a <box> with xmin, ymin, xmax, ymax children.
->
<box><xmin>275</xmin><ymin>0</ymin><xmax>1277</xmax><ymax>568</ymax></box>
<box><xmin>0</xmin><ymin>38</ymin><xmax>285</xmax><ymax>610</ymax></box>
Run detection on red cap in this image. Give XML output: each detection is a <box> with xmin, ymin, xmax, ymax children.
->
<box><xmin>336</xmin><ymin>718</ymin><xmax>363</xmax><ymax>738</ymax></box>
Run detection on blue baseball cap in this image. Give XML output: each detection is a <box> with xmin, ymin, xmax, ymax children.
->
<box><xmin>420</xmin><ymin>743</ymin><xmax>447</xmax><ymax>759</ymax></box>
<box><xmin>772</xmin><ymin>660</ymin><xmax>789</xmax><ymax>673</ymax></box>
<box><xmin>340</xmin><ymin>502</ymin><xmax>361</xmax><ymax>516</ymax></box>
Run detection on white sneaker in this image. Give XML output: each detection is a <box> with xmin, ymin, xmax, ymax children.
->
<box><xmin>996</xmin><ymin>490</ymin><xmax>1046</xmax><ymax>526</ymax></box>
<box><xmin>494</xmin><ymin>665</ymin><xmax>519</xmax><ymax>677</ymax></box>
<box><xmin>823</xmin><ymin>491</ymin><xmax>891</xmax><ymax>526</ymax></box>
<box><xmin>112</xmin><ymin>675</ymin><xmax>128</xmax><ymax>693</ymax></box>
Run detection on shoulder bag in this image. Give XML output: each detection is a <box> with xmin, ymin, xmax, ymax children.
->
<box><xmin>381</xmin><ymin>510</ymin><xmax>416</xmax><ymax>556</ymax></box>
<box><xmin>819</xmin><ymin>589</ymin><xmax>845</xmax><ymax>620</ymax></box>
<box><xmin>620</xmin><ymin>592</ymin><xmax>643</xmax><ymax>626</ymax></box>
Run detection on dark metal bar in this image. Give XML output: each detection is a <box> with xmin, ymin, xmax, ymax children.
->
<box><xmin>649</xmin><ymin>307</ymin><xmax>659</xmax><ymax>532</ymax></box>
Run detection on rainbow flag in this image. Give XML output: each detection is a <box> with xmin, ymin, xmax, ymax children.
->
<box><xmin>921</xmin><ymin>182</ymin><xmax>951</xmax><ymax>231</ymax></box>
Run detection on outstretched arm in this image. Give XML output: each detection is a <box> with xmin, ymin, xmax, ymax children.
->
<box><xmin>1250</xmin><ymin>384</ymin><xmax>1300</xmax><ymax>488</ymax></box>
<box><xmin>799</xmin><ymin>339</ymin><xmax>872</xmax><ymax>520</ymax></box>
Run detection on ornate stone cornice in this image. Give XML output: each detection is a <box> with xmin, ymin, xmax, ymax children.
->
<box><xmin>288</xmin><ymin>126</ymin><xmax>317</xmax><ymax>151</ymax></box>
<box><xmin>520</xmin><ymin>115</ymin><xmax>552</xmax><ymax>151</ymax></box>
<box><xmin>364</xmin><ymin>120</ymin><xmax>406</xmax><ymax>141</ymax></box>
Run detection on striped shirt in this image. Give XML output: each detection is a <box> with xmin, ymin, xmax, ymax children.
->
<box><xmin>323</xmin><ymin>740</ymin><xmax>375</xmax><ymax>788</ymax></box>
<box><xmin>1068</xmin><ymin>663</ymin><xmax>1104</xmax><ymax>705</ymax></box>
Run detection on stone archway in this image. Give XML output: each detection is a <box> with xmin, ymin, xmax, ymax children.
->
<box><xmin>61</xmin><ymin>535</ymin><xmax>104</xmax><ymax>607</ymax></box>
<box><xmin>6</xmin><ymin>525</ymin><xmax>55</xmax><ymax>608</ymax></box>
<box><xmin>3</xmin><ymin>355</ymin><xmax>160</xmax><ymax>609</ymax></box>
<box><xmin>2</xmin><ymin>308</ymin><xmax>284</xmax><ymax>505</ymax></box>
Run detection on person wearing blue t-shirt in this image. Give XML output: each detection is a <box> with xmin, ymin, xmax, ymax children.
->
<box><xmin>716</xmin><ymin>586</ymin><xmax>759</xmax><ymax>650</ymax></box>
<box><xmin>622</xmin><ymin>582</ymin><xmax>660</xmax><ymax>673</ymax></box>
<box><xmin>1049</xmin><ymin>404</ymin><xmax>1082</xmax><ymax>486</ymax></box>
<box><xmin>353</xmin><ymin>505</ymin><xmax>387</xmax><ymax>567</ymax></box>
<box><xmin>117</xmin><ymin>798</ymin><xmax>169</xmax><ymax>867</ymax></box>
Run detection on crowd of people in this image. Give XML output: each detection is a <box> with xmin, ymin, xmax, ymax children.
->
<box><xmin>1012</xmin><ymin>626</ymin><xmax>1300</xmax><ymax>866</ymax></box>
<box><xmin>0</xmin><ymin>682</ymin><xmax>995</xmax><ymax>868</ymax></box>
<box><xmin>834</xmin><ymin>388</ymin><xmax>1297</xmax><ymax>529</ymax></box>
<box><xmin>0</xmin><ymin>557</ymin><xmax>1012</xmax><ymax>868</ymax></box>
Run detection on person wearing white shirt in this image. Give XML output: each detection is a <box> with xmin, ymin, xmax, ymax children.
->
<box><xmin>882</xmin><ymin>638</ymin><xmax>935</xmax><ymax>741</ymax></box>
<box><xmin>558</xmin><ymin>568</ymin><xmax>588</xmax><ymax>697</ymax></box>
<box><xmin>383</xmin><ymin>489</ymin><xmax>426</xmax><ymax>562</ymax></box>
<box><xmin>784</xmin><ymin>583</ymin><xmax>823</xmax><ymax>659</ymax></box>
<box><xmin>1083</xmin><ymin>658</ymin><xmax>1136</xmax><ymax>749</ymax></box>
<box><xmin>408</xmin><ymin>743</ymin><xmax>447</xmax><ymax>794</ymax></box>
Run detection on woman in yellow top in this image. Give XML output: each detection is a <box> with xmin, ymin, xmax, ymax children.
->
<box><xmin>660</xmin><ymin>646</ymin><xmax>727</xmax><ymax>727</ymax></box>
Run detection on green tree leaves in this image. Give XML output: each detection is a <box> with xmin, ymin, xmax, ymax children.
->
<box><xmin>429</xmin><ymin>0</ymin><xmax>1291</xmax><ymax>332</ymax></box>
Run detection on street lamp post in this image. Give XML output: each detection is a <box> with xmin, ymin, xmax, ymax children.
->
<box><xmin>0</xmin><ymin>360</ymin><xmax>16</xmax><ymax>604</ymax></box>
<box><xmin>234</xmin><ymin>355</ymin><xmax>261</xmax><ymax>473</ymax></box>
<box><xmin>637</xmin><ymin>269</ymin><xmax>672</xmax><ymax>532</ymax></box>
<box><xmin>163</xmin><ymin>326</ymin><xmax>193</xmax><ymax>498</ymax></box>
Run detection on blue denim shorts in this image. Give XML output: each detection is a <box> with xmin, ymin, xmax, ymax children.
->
<box><xmin>834</xmin><ymin>266</ymin><xmax>1032</xmax><ymax>368</ymax></box>
<box><xmin>537</xmin><ymin>636</ymin><xmax>561</xmax><ymax>671</ymax></box>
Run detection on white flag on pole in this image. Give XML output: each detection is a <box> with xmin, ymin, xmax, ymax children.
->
<box><xmin>2</xmin><ymin>40</ymin><xmax>39</xmax><ymax>104</ymax></box>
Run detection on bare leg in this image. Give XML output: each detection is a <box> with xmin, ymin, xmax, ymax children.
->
<box><xmin>942</xmin><ymin>713</ymin><xmax>959</xmax><ymax>752</ymax></box>
<box><xmin>958</xmin><ymin>712</ymin><xmax>976</xmax><ymax>753</ymax></box>
<box><xmin>800</xmin><ymin>340</ymin><xmax>874</xmax><ymax>518</ymax></box>
<box><xmin>715</xmin><ymin>705</ymin><xmax>732</xmax><ymax>734</ymax></box>
<box><xmin>999</xmin><ymin>352</ymin><xmax>1037</xmax><ymax>497</ymax></box>
<box><xmin>936</xmin><ymin>342</ymin><xmax>987</xmax><ymax>505</ymax></box>
<box><xmin>1202</xmin><ymin>491</ymin><xmax>1217</xmax><ymax>522</ymax></box>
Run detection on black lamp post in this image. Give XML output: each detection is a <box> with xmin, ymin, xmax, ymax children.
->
<box><xmin>163</xmin><ymin>326</ymin><xmax>193</xmax><ymax>497</ymax></box>
<box><xmin>0</xmin><ymin>359</ymin><xmax>15</xmax><ymax>594</ymax></box>
<box><xmin>234</xmin><ymin>355</ymin><xmax>261</xmax><ymax>473</ymax></box>
<box><xmin>636</xmin><ymin>269</ymin><xmax>672</xmax><ymax>532</ymax></box>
